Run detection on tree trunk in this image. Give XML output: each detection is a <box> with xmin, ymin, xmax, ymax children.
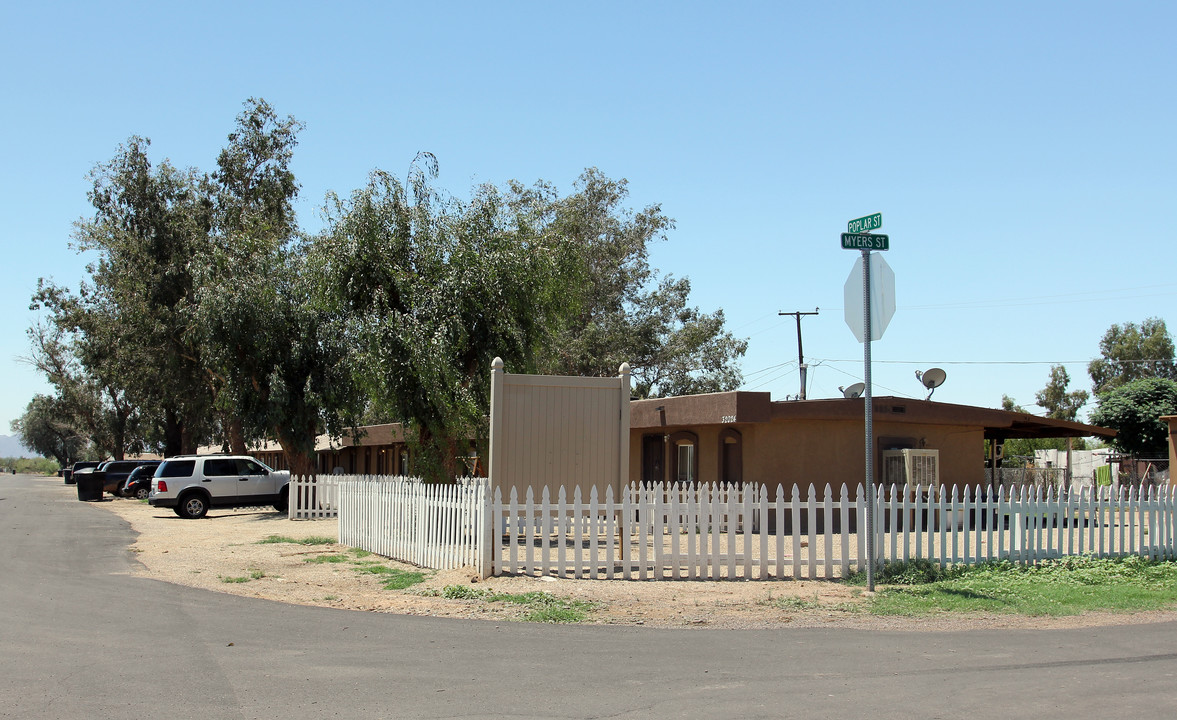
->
<box><xmin>277</xmin><ymin>423</ymin><xmax>318</xmax><ymax>479</ymax></box>
<box><xmin>180</xmin><ymin>425</ymin><xmax>197</xmax><ymax>455</ymax></box>
<box><xmin>163</xmin><ymin>407</ymin><xmax>184</xmax><ymax>457</ymax></box>
<box><xmin>227</xmin><ymin>417</ymin><xmax>247</xmax><ymax>455</ymax></box>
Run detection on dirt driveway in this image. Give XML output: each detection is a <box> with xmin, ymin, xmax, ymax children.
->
<box><xmin>90</xmin><ymin>487</ymin><xmax>1176</xmax><ymax>631</ymax></box>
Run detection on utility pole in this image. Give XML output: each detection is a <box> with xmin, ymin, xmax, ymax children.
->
<box><xmin>778</xmin><ymin>308</ymin><xmax>819</xmax><ymax>399</ymax></box>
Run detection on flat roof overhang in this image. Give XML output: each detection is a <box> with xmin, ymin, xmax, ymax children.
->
<box><xmin>630</xmin><ymin>391</ymin><xmax>1116</xmax><ymax>440</ymax></box>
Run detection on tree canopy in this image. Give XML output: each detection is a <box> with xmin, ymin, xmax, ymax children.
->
<box><xmin>1088</xmin><ymin>318</ymin><xmax>1176</xmax><ymax>396</ymax></box>
<box><xmin>26</xmin><ymin>100</ymin><xmax>746</xmax><ymax>475</ymax></box>
<box><xmin>1088</xmin><ymin>377</ymin><xmax>1177</xmax><ymax>456</ymax></box>
<box><xmin>10</xmin><ymin>395</ymin><xmax>92</xmax><ymax>467</ymax></box>
<box><xmin>1035</xmin><ymin>364</ymin><xmax>1088</xmax><ymax>422</ymax></box>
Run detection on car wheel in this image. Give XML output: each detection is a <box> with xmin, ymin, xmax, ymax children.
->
<box><xmin>177</xmin><ymin>493</ymin><xmax>209</xmax><ymax>519</ymax></box>
<box><xmin>134</xmin><ymin>487</ymin><xmax>150</xmax><ymax>500</ymax></box>
<box><xmin>272</xmin><ymin>486</ymin><xmax>289</xmax><ymax>514</ymax></box>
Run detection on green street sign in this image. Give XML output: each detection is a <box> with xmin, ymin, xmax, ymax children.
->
<box><xmin>847</xmin><ymin>213</ymin><xmax>882</xmax><ymax>233</ymax></box>
<box><xmin>841</xmin><ymin>232</ymin><xmax>889</xmax><ymax>251</ymax></box>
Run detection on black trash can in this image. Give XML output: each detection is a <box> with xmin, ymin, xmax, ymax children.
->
<box><xmin>76</xmin><ymin>473</ymin><xmax>103</xmax><ymax>501</ymax></box>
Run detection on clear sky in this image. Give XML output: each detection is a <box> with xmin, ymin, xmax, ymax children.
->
<box><xmin>2</xmin><ymin>1</ymin><xmax>1174</xmax><ymax>439</ymax></box>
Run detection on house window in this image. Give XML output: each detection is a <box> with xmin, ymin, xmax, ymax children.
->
<box><xmin>668</xmin><ymin>431</ymin><xmax>699</xmax><ymax>485</ymax></box>
<box><xmin>677</xmin><ymin>443</ymin><xmax>695</xmax><ymax>483</ymax></box>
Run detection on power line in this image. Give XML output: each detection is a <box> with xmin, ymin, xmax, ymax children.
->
<box><xmin>811</xmin><ymin>357</ymin><xmax>1173</xmax><ymax>366</ymax></box>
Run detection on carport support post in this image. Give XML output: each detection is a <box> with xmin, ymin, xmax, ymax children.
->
<box><xmin>861</xmin><ymin>249</ymin><xmax>877</xmax><ymax>592</ymax></box>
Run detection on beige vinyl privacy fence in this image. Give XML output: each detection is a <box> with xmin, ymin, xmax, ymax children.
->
<box><xmin>298</xmin><ymin>475</ymin><xmax>1177</xmax><ymax>579</ymax></box>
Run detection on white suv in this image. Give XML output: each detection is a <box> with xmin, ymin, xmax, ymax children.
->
<box><xmin>148</xmin><ymin>455</ymin><xmax>291</xmax><ymax>519</ymax></box>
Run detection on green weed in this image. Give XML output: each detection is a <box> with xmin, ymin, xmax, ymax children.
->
<box><xmin>353</xmin><ymin>564</ymin><xmax>427</xmax><ymax>589</ymax></box>
<box><xmin>304</xmin><ymin>554</ymin><xmax>349</xmax><ymax>564</ymax></box>
<box><xmin>258</xmin><ymin>535</ymin><xmax>336</xmax><ymax>545</ymax></box>
<box><xmin>439</xmin><ymin>585</ymin><xmax>595</xmax><ymax>623</ymax></box>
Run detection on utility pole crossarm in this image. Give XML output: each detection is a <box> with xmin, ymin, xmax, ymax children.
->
<box><xmin>778</xmin><ymin>308</ymin><xmax>819</xmax><ymax>400</ymax></box>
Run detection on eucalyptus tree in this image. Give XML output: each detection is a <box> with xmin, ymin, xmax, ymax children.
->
<box><xmin>11</xmin><ymin>394</ymin><xmax>92</xmax><ymax>467</ymax></box>
<box><xmin>311</xmin><ymin>157</ymin><xmax>564</xmax><ymax>480</ymax></box>
<box><xmin>193</xmin><ymin>98</ymin><xmax>364</xmax><ymax>475</ymax></box>
<box><xmin>534</xmin><ymin>169</ymin><xmax>747</xmax><ymax>398</ymax></box>
<box><xmin>1088</xmin><ymin>318</ymin><xmax>1177</xmax><ymax>396</ymax></box>
<box><xmin>1035</xmin><ymin>364</ymin><xmax>1088</xmax><ymax>422</ymax></box>
<box><xmin>33</xmin><ymin>136</ymin><xmax>216</xmax><ymax>456</ymax></box>
<box><xmin>314</xmin><ymin>162</ymin><xmax>747</xmax><ymax>478</ymax></box>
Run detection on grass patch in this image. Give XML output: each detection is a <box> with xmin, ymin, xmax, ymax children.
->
<box><xmin>439</xmin><ymin>585</ymin><xmax>595</xmax><ymax>623</ymax></box>
<box><xmin>354</xmin><ymin>564</ymin><xmax>427</xmax><ymax>590</ymax></box>
<box><xmin>258</xmin><ymin>535</ymin><xmax>336</xmax><ymax>545</ymax></box>
<box><xmin>761</xmin><ymin>595</ymin><xmax>823</xmax><ymax>611</ymax></box>
<box><xmin>221</xmin><ymin>568</ymin><xmax>265</xmax><ymax>583</ymax></box>
<box><xmin>304</xmin><ymin>554</ymin><xmax>349</xmax><ymax>564</ymax></box>
<box><xmin>859</xmin><ymin>556</ymin><xmax>1177</xmax><ymax>617</ymax></box>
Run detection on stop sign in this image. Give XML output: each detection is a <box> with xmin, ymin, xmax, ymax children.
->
<box><xmin>843</xmin><ymin>253</ymin><xmax>896</xmax><ymax>343</ymax></box>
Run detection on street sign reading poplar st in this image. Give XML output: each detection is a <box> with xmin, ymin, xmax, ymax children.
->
<box><xmin>841</xmin><ymin>232</ymin><xmax>889</xmax><ymax>251</ymax></box>
<box><xmin>847</xmin><ymin>212</ymin><xmax>882</xmax><ymax>233</ymax></box>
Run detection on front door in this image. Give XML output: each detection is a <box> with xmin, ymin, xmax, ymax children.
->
<box><xmin>641</xmin><ymin>435</ymin><xmax>664</xmax><ymax>486</ymax></box>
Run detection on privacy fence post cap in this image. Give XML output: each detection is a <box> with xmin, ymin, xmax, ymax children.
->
<box><xmin>492</xmin><ymin>357</ymin><xmax>504</xmax><ymax>371</ymax></box>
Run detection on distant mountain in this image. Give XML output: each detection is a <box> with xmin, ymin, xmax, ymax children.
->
<box><xmin>0</xmin><ymin>434</ymin><xmax>38</xmax><ymax>459</ymax></box>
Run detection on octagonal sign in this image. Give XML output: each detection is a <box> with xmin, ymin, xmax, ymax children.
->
<box><xmin>843</xmin><ymin>253</ymin><xmax>896</xmax><ymax>343</ymax></box>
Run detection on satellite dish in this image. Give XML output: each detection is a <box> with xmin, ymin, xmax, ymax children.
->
<box><xmin>840</xmin><ymin>382</ymin><xmax>866</xmax><ymax>399</ymax></box>
<box><xmin>915</xmin><ymin>368</ymin><xmax>947</xmax><ymax>399</ymax></box>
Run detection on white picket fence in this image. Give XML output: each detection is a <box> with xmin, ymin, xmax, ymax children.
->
<box><xmin>488</xmin><ymin>483</ymin><xmax>1176</xmax><ymax>580</ymax></box>
<box><xmin>337</xmin><ymin>476</ymin><xmax>488</xmax><ymax>572</ymax></box>
<box><xmin>292</xmin><ymin>474</ymin><xmax>1177</xmax><ymax>579</ymax></box>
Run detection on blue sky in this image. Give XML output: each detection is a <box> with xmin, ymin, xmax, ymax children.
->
<box><xmin>3</xmin><ymin>1</ymin><xmax>1175</xmax><ymax>438</ymax></box>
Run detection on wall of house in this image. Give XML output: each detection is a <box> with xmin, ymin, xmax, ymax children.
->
<box><xmin>629</xmin><ymin>420</ymin><xmax>985</xmax><ymax>493</ymax></box>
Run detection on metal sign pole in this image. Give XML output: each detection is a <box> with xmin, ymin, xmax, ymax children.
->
<box><xmin>862</xmin><ymin>249</ymin><xmax>876</xmax><ymax>592</ymax></box>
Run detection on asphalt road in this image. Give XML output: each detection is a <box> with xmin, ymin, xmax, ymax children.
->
<box><xmin>3</xmin><ymin>473</ymin><xmax>1176</xmax><ymax>719</ymax></box>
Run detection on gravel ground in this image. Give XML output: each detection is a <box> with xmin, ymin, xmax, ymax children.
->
<box><xmin>84</xmin><ymin>483</ymin><xmax>1177</xmax><ymax>631</ymax></box>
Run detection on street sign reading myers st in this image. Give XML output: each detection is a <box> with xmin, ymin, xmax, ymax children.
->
<box><xmin>847</xmin><ymin>212</ymin><xmax>882</xmax><ymax>234</ymax></box>
<box><xmin>841</xmin><ymin>232</ymin><xmax>889</xmax><ymax>251</ymax></box>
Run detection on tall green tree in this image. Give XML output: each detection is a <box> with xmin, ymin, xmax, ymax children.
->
<box><xmin>312</xmin><ymin>159</ymin><xmax>563</xmax><ymax>480</ymax></box>
<box><xmin>1035</xmin><ymin>364</ymin><xmax>1088</xmax><ymax>421</ymax></box>
<box><xmin>535</xmin><ymin>169</ymin><xmax>747</xmax><ymax>397</ymax></box>
<box><xmin>10</xmin><ymin>394</ymin><xmax>92</xmax><ymax>467</ymax></box>
<box><xmin>1088</xmin><ymin>318</ymin><xmax>1176</xmax><ymax>396</ymax></box>
<box><xmin>193</xmin><ymin>98</ymin><xmax>363</xmax><ymax>476</ymax></box>
<box><xmin>1088</xmin><ymin>377</ymin><xmax>1177</xmax><ymax>456</ymax></box>
<box><xmin>35</xmin><ymin>136</ymin><xmax>216</xmax><ymax>456</ymax></box>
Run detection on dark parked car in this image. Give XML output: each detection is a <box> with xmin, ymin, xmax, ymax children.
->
<box><xmin>120</xmin><ymin>463</ymin><xmax>162</xmax><ymax>500</ymax></box>
<box><xmin>98</xmin><ymin>460</ymin><xmax>161</xmax><ymax>495</ymax></box>
<box><xmin>76</xmin><ymin>460</ymin><xmax>160</xmax><ymax>496</ymax></box>
<box><xmin>65</xmin><ymin>460</ymin><xmax>101</xmax><ymax>485</ymax></box>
